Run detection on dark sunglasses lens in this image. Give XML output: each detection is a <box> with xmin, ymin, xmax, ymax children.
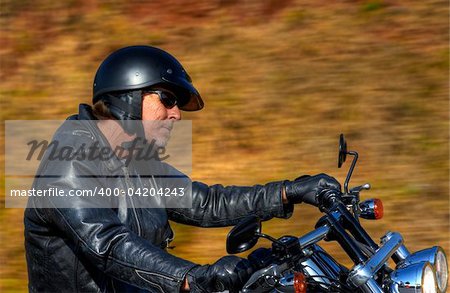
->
<box><xmin>159</xmin><ymin>92</ymin><xmax>177</xmax><ymax>108</ymax></box>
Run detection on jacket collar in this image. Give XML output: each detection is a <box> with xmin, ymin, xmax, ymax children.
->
<box><xmin>70</xmin><ymin>104</ymin><xmax>125</xmax><ymax>172</ymax></box>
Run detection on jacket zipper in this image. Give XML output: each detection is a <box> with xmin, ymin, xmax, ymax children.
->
<box><xmin>150</xmin><ymin>175</ymin><xmax>174</xmax><ymax>249</ymax></box>
<box><xmin>122</xmin><ymin>166</ymin><xmax>142</xmax><ymax>237</ymax></box>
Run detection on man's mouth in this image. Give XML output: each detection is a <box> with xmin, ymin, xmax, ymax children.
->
<box><xmin>161</xmin><ymin>121</ymin><xmax>174</xmax><ymax>131</ymax></box>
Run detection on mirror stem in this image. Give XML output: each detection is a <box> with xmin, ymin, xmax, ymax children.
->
<box><xmin>255</xmin><ymin>232</ymin><xmax>280</xmax><ymax>244</ymax></box>
<box><xmin>344</xmin><ymin>151</ymin><xmax>358</xmax><ymax>194</ymax></box>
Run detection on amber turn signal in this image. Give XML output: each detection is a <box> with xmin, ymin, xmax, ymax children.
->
<box><xmin>373</xmin><ymin>198</ymin><xmax>383</xmax><ymax>219</ymax></box>
<box><xmin>359</xmin><ymin>198</ymin><xmax>384</xmax><ymax>220</ymax></box>
<box><xmin>293</xmin><ymin>271</ymin><xmax>307</xmax><ymax>293</ymax></box>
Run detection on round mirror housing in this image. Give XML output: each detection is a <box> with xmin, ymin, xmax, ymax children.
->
<box><xmin>338</xmin><ymin>134</ymin><xmax>348</xmax><ymax>168</ymax></box>
<box><xmin>226</xmin><ymin>215</ymin><xmax>261</xmax><ymax>254</ymax></box>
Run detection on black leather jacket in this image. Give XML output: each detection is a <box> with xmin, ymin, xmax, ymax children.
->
<box><xmin>24</xmin><ymin>104</ymin><xmax>293</xmax><ymax>292</ymax></box>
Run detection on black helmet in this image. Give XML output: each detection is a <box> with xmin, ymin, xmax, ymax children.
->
<box><xmin>92</xmin><ymin>45</ymin><xmax>204</xmax><ymax>121</ymax></box>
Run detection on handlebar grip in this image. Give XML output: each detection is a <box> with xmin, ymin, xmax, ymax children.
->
<box><xmin>318</xmin><ymin>189</ymin><xmax>342</xmax><ymax>212</ymax></box>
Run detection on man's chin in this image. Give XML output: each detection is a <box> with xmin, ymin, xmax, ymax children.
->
<box><xmin>145</xmin><ymin>135</ymin><xmax>169</xmax><ymax>148</ymax></box>
<box><xmin>154</xmin><ymin>138</ymin><xmax>168</xmax><ymax>148</ymax></box>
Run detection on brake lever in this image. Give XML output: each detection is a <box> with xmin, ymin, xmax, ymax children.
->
<box><xmin>242</xmin><ymin>262</ymin><xmax>289</xmax><ymax>292</ymax></box>
<box><xmin>350</xmin><ymin>183</ymin><xmax>371</xmax><ymax>194</ymax></box>
<box><xmin>342</xmin><ymin>183</ymin><xmax>370</xmax><ymax>221</ymax></box>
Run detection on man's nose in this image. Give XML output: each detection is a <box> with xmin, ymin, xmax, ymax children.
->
<box><xmin>168</xmin><ymin>106</ymin><xmax>181</xmax><ymax>120</ymax></box>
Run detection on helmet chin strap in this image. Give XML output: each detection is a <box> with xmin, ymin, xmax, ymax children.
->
<box><xmin>100</xmin><ymin>90</ymin><xmax>145</xmax><ymax>137</ymax></box>
<box><xmin>99</xmin><ymin>90</ymin><xmax>170</xmax><ymax>162</ymax></box>
<box><xmin>98</xmin><ymin>90</ymin><xmax>149</xmax><ymax>154</ymax></box>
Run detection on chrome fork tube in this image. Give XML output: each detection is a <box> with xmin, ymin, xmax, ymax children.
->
<box><xmin>347</xmin><ymin>232</ymin><xmax>404</xmax><ymax>288</ymax></box>
<box><xmin>381</xmin><ymin>231</ymin><xmax>410</xmax><ymax>263</ymax></box>
<box><xmin>360</xmin><ymin>279</ymin><xmax>384</xmax><ymax>293</ymax></box>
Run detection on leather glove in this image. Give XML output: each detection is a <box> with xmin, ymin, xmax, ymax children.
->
<box><xmin>186</xmin><ymin>255</ymin><xmax>254</xmax><ymax>293</ymax></box>
<box><xmin>284</xmin><ymin>173</ymin><xmax>341</xmax><ymax>206</ymax></box>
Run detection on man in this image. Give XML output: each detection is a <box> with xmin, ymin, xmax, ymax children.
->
<box><xmin>24</xmin><ymin>45</ymin><xmax>341</xmax><ymax>292</ymax></box>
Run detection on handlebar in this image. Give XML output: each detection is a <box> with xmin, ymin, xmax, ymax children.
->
<box><xmin>298</xmin><ymin>225</ymin><xmax>330</xmax><ymax>248</ymax></box>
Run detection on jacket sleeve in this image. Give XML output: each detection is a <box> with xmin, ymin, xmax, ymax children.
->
<box><xmin>167</xmin><ymin>181</ymin><xmax>294</xmax><ymax>227</ymax></box>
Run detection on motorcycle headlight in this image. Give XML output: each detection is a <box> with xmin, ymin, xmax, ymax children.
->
<box><xmin>422</xmin><ymin>264</ymin><xmax>438</xmax><ymax>293</ymax></box>
<box><xmin>390</xmin><ymin>262</ymin><xmax>437</xmax><ymax>293</ymax></box>
<box><xmin>398</xmin><ymin>246</ymin><xmax>448</xmax><ymax>292</ymax></box>
<box><xmin>434</xmin><ymin>249</ymin><xmax>448</xmax><ymax>293</ymax></box>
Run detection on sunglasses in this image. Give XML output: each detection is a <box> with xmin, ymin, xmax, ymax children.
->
<box><xmin>144</xmin><ymin>90</ymin><xmax>178</xmax><ymax>109</ymax></box>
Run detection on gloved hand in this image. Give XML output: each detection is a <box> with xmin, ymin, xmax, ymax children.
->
<box><xmin>186</xmin><ymin>255</ymin><xmax>254</xmax><ymax>293</ymax></box>
<box><xmin>284</xmin><ymin>173</ymin><xmax>341</xmax><ymax>206</ymax></box>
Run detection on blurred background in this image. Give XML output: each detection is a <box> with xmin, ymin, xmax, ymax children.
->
<box><xmin>0</xmin><ymin>0</ymin><xmax>448</xmax><ymax>291</ymax></box>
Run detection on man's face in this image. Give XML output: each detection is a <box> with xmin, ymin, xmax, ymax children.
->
<box><xmin>141</xmin><ymin>90</ymin><xmax>181</xmax><ymax>147</ymax></box>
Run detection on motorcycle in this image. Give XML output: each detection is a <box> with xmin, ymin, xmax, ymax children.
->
<box><xmin>226</xmin><ymin>134</ymin><xmax>448</xmax><ymax>293</ymax></box>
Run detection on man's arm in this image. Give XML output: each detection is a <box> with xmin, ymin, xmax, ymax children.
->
<box><xmin>167</xmin><ymin>181</ymin><xmax>293</xmax><ymax>227</ymax></box>
<box><xmin>39</xmin><ymin>203</ymin><xmax>196</xmax><ymax>292</ymax></box>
